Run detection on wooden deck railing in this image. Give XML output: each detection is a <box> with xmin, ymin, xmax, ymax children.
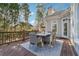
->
<box><xmin>0</xmin><ymin>31</ymin><xmax>29</xmax><ymax>45</ymax></box>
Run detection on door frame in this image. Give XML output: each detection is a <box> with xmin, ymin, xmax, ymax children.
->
<box><xmin>51</xmin><ymin>21</ymin><xmax>58</xmax><ymax>35</ymax></box>
<box><xmin>62</xmin><ymin>18</ymin><xmax>69</xmax><ymax>38</ymax></box>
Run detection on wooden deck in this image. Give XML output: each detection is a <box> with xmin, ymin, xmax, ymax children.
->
<box><xmin>0</xmin><ymin>40</ymin><xmax>35</xmax><ymax>56</ymax></box>
<box><xmin>0</xmin><ymin>39</ymin><xmax>78</xmax><ymax>56</ymax></box>
<box><xmin>60</xmin><ymin>39</ymin><xmax>76</xmax><ymax>56</ymax></box>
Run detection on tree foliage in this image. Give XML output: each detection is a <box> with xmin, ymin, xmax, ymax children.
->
<box><xmin>0</xmin><ymin>3</ymin><xmax>30</xmax><ymax>32</ymax></box>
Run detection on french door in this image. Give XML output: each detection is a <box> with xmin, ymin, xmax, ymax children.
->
<box><xmin>62</xmin><ymin>20</ymin><xmax>68</xmax><ymax>38</ymax></box>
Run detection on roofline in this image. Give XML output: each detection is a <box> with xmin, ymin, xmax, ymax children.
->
<box><xmin>44</xmin><ymin>7</ymin><xmax>71</xmax><ymax>19</ymax></box>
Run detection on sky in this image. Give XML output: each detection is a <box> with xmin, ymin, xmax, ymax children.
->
<box><xmin>28</xmin><ymin>3</ymin><xmax>70</xmax><ymax>25</ymax></box>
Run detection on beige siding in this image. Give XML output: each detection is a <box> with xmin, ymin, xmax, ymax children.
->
<box><xmin>45</xmin><ymin>19</ymin><xmax>61</xmax><ymax>37</ymax></box>
<box><xmin>45</xmin><ymin>20</ymin><xmax>51</xmax><ymax>32</ymax></box>
<box><xmin>44</xmin><ymin>8</ymin><xmax>71</xmax><ymax>38</ymax></box>
<box><xmin>45</xmin><ymin>16</ymin><xmax>70</xmax><ymax>38</ymax></box>
<box><xmin>57</xmin><ymin>19</ymin><xmax>62</xmax><ymax>37</ymax></box>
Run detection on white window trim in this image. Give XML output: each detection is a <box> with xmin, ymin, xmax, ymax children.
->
<box><xmin>51</xmin><ymin>21</ymin><xmax>58</xmax><ymax>35</ymax></box>
<box><xmin>62</xmin><ymin>17</ymin><xmax>69</xmax><ymax>38</ymax></box>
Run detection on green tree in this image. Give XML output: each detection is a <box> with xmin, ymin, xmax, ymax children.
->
<box><xmin>0</xmin><ymin>3</ymin><xmax>20</xmax><ymax>31</ymax></box>
<box><xmin>0</xmin><ymin>3</ymin><xmax>30</xmax><ymax>31</ymax></box>
<box><xmin>19</xmin><ymin>3</ymin><xmax>30</xmax><ymax>31</ymax></box>
<box><xmin>20</xmin><ymin>3</ymin><xmax>30</xmax><ymax>23</ymax></box>
<box><xmin>0</xmin><ymin>3</ymin><xmax>10</xmax><ymax>31</ymax></box>
<box><xmin>9</xmin><ymin>3</ymin><xmax>19</xmax><ymax>31</ymax></box>
<box><xmin>35</xmin><ymin>4</ymin><xmax>45</xmax><ymax>30</ymax></box>
<box><xmin>36</xmin><ymin>4</ymin><xmax>45</xmax><ymax>21</ymax></box>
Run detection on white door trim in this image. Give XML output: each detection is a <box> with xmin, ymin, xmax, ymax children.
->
<box><xmin>62</xmin><ymin>18</ymin><xmax>69</xmax><ymax>38</ymax></box>
<box><xmin>51</xmin><ymin>21</ymin><xmax>58</xmax><ymax>35</ymax></box>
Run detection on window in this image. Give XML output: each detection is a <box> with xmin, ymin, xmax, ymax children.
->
<box><xmin>64</xmin><ymin>23</ymin><xmax>67</xmax><ymax>36</ymax></box>
<box><xmin>52</xmin><ymin>24</ymin><xmax>57</xmax><ymax>34</ymax></box>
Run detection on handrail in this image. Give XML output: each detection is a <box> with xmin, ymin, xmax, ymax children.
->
<box><xmin>0</xmin><ymin>31</ymin><xmax>29</xmax><ymax>45</ymax></box>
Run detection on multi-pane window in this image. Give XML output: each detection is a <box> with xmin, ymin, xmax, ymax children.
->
<box><xmin>64</xmin><ymin>23</ymin><xmax>67</xmax><ymax>36</ymax></box>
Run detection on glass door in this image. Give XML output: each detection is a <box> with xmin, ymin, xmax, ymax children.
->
<box><xmin>62</xmin><ymin>19</ymin><xmax>68</xmax><ymax>38</ymax></box>
<box><xmin>64</xmin><ymin>23</ymin><xmax>67</xmax><ymax>36</ymax></box>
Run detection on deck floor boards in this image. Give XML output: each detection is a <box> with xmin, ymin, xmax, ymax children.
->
<box><xmin>60</xmin><ymin>39</ymin><xmax>74</xmax><ymax>56</ymax></box>
<box><xmin>0</xmin><ymin>39</ymin><xmax>77</xmax><ymax>56</ymax></box>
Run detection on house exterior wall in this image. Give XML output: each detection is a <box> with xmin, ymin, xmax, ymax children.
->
<box><xmin>71</xmin><ymin>3</ymin><xmax>79</xmax><ymax>55</ymax></box>
<box><xmin>61</xmin><ymin>15</ymin><xmax>71</xmax><ymax>38</ymax></box>
<box><xmin>45</xmin><ymin>15</ymin><xmax>70</xmax><ymax>38</ymax></box>
<box><xmin>45</xmin><ymin>18</ymin><xmax>60</xmax><ymax>37</ymax></box>
<box><xmin>45</xmin><ymin>9</ymin><xmax>71</xmax><ymax>38</ymax></box>
<box><xmin>71</xmin><ymin>4</ymin><xmax>79</xmax><ymax>43</ymax></box>
<box><xmin>45</xmin><ymin>19</ymin><xmax>51</xmax><ymax>32</ymax></box>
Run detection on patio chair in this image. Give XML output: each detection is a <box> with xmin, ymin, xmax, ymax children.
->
<box><xmin>29</xmin><ymin>32</ymin><xmax>37</xmax><ymax>45</ymax></box>
<box><xmin>49</xmin><ymin>30</ymin><xmax>56</xmax><ymax>47</ymax></box>
<box><xmin>29</xmin><ymin>32</ymin><xmax>43</xmax><ymax>47</ymax></box>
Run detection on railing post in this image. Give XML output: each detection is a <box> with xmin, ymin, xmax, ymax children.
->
<box><xmin>22</xmin><ymin>30</ymin><xmax>26</xmax><ymax>41</ymax></box>
<box><xmin>0</xmin><ymin>31</ymin><xmax>29</xmax><ymax>45</ymax></box>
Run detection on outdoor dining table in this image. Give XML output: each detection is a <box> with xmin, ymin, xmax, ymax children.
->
<box><xmin>36</xmin><ymin>32</ymin><xmax>51</xmax><ymax>46</ymax></box>
<box><xmin>36</xmin><ymin>32</ymin><xmax>51</xmax><ymax>37</ymax></box>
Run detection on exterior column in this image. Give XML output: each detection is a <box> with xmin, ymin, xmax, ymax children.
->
<box><xmin>71</xmin><ymin>3</ymin><xmax>79</xmax><ymax>45</ymax></box>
